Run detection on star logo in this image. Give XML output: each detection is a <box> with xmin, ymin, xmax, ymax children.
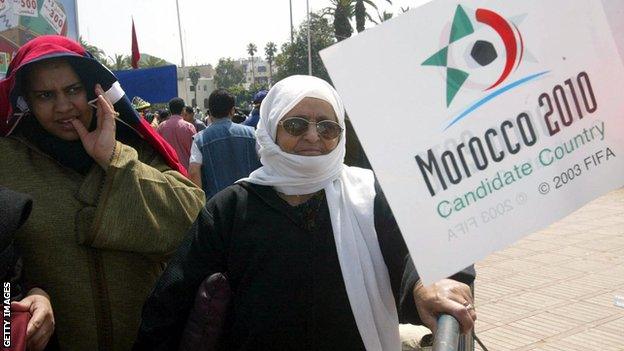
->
<box><xmin>423</xmin><ymin>5</ymin><xmax>526</xmax><ymax>107</ymax></box>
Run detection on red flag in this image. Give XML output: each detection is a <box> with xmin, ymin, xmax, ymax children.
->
<box><xmin>131</xmin><ymin>19</ymin><xmax>140</xmax><ymax>69</ymax></box>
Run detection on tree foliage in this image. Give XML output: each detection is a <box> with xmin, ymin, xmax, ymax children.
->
<box><xmin>110</xmin><ymin>54</ymin><xmax>130</xmax><ymax>70</ymax></box>
<box><xmin>247</xmin><ymin>43</ymin><xmax>257</xmax><ymax>85</ymax></box>
<box><xmin>189</xmin><ymin>67</ymin><xmax>201</xmax><ymax>107</ymax></box>
<box><xmin>214</xmin><ymin>58</ymin><xmax>245</xmax><ymax>90</ymax></box>
<box><xmin>79</xmin><ymin>36</ymin><xmax>111</xmax><ymax>67</ymax></box>
<box><xmin>264</xmin><ymin>42</ymin><xmax>277</xmax><ymax>85</ymax></box>
<box><xmin>274</xmin><ymin>12</ymin><xmax>335</xmax><ymax>83</ymax></box>
<box><xmin>323</xmin><ymin>0</ymin><xmax>354</xmax><ymax>42</ymax></box>
<box><xmin>229</xmin><ymin>82</ymin><xmax>267</xmax><ymax>110</ymax></box>
<box><xmin>141</xmin><ymin>55</ymin><xmax>169</xmax><ymax>68</ymax></box>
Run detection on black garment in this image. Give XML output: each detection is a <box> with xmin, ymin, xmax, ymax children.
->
<box><xmin>134</xmin><ymin>181</ymin><xmax>475</xmax><ymax>351</ymax></box>
<box><xmin>0</xmin><ymin>186</ymin><xmax>32</xmax><ymax>301</ymax></box>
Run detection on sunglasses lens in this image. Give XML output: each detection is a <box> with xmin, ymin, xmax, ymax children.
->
<box><xmin>318</xmin><ymin>121</ymin><xmax>342</xmax><ymax>139</ymax></box>
<box><xmin>282</xmin><ymin>118</ymin><xmax>309</xmax><ymax>136</ymax></box>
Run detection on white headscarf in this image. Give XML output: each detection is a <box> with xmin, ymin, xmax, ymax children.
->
<box><xmin>241</xmin><ymin>75</ymin><xmax>401</xmax><ymax>351</ymax></box>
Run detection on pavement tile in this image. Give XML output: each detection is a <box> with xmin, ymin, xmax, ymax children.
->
<box><xmin>474</xmin><ymin>282</ymin><xmax>525</xmax><ymax>304</ymax></box>
<box><xmin>507</xmin><ymin>312</ymin><xmax>582</xmax><ymax>339</ymax></box>
<box><xmin>599</xmin><ymin>316</ymin><xmax>624</xmax><ymax>335</ymax></box>
<box><xmin>501</xmin><ymin>292</ymin><xmax>566</xmax><ymax>311</ymax></box>
<box><xmin>494</xmin><ymin>274</ymin><xmax>554</xmax><ymax>290</ymax></box>
<box><xmin>534</xmin><ymin>280</ymin><xmax>610</xmax><ymax>300</ymax></box>
<box><xmin>478</xmin><ymin>325</ymin><xmax>541</xmax><ymax>350</ymax></box>
<box><xmin>498</xmin><ymin>246</ymin><xmax>540</xmax><ymax>259</ymax></box>
<box><xmin>472</xmin><ymin>266</ymin><xmax>515</xmax><ymax>282</ymax></box>
<box><xmin>554</xmin><ymin>328</ymin><xmax>624</xmax><ymax>351</ymax></box>
<box><xmin>569</xmin><ymin>273</ymin><xmax>624</xmax><ymax>290</ymax></box>
<box><xmin>583</xmin><ymin>289</ymin><xmax>624</xmax><ymax>308</ymax></box>
<box><xmin>475</xmin><ymin>300</ymin><xmax>533</xmax><ymax>325</ymax></box>
<box><xmin>528</xmin><ymin>265</ymin><xmax>585</xmax><ymax>280</ymax></box>
<box><xmin>472</xmin><ymin>189</ymin><xmax>624</xmax><ymax>350</ymax></box>
<box><xmin>550</xmin><ymin>245</ymin><xmax>595</xmax><ymax>258</ymax></box>
<box><xmin>546</xmin><ymin>301</ymin><xmax>617</xmax><ymax>323</ymax></box>
<box><xmin>523</xmin><ymin>252</ymin><xmax>575</xmax><ymax>265</ymax></box>
<box><xmin>489</xmin><ymin>258</ymin><xmax>544</xmax><ymax>272</ymax></box>
<box><xmin>556</xmin><ymin>258</ymin><xmax>615</xmax><ymax>273</ymax></box>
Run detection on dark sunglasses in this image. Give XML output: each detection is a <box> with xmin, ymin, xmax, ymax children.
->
<box><xmin>278</xmin><ymin>117</ymin><xmax>343</xmax><ymax>140</ymax></box>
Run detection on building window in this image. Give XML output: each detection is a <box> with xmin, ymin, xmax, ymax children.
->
<box><xmin>203</xmin><ymin>85</ymin><xmax>207</xmax><ymax>91</ymax></box>
<box><xmin>204</xmin><ymin>98</ymin><xmax>209</xmax><ymax>109</ymax></box>
<box><xmin>257</xmin><ymin>66</ymin><xmax>267</xmax><ymax>73</ymax></box>
<box><xmin>190</xmin><ymin>85</ymin><xmax>195</xmax><ymax>91</ymax></box>
<box><xmin>192</xmin><ymin>98</ymin><xmax>196</xmax><ymax>107</ymax></box>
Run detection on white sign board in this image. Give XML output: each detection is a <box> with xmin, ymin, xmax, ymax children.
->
<box><xmin>321</xmin><ymin>0</ymin><xmax>624</xmax><ymax>284</ymax></box>
<box><xmin>16</xmin><ymin>0</ymin><xmax>38</xmax><ymax>17</ymax></box>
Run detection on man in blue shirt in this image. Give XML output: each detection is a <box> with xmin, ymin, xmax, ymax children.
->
<box><xmin>188</xmin><ymin>89</ymin><xmax>261</xmax><ymax>199</ymax></box>
<box><xmin>242</xmin><ymin>90</ymin><xmax>268</xmax><ymax>129</ymax></box>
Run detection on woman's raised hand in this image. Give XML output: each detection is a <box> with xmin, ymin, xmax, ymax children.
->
<box><xmin>71</xmin><ymin>84</ymin><xmax>117</xmax><ymax>169</ymax></box>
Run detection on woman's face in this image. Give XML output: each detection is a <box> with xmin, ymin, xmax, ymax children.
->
<box><xmin>25</xmin><ymin>59</ymin><xmax>93</xmax><ymax>141</ymax></box>
<box><xmin>276</xmin><ymin>97</ymin><xmax>340</xmax><ymax>156</ymax></box>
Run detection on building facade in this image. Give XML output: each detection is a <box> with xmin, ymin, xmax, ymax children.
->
<box><xmin>238</xmin><ymin>57</ymin><xmax>272</xmax><ymax>88</ymax></box>
<box><xmin>177</xmin><ymin>65</ymin><xmax>216</xmax><ymax>111</ymax></box>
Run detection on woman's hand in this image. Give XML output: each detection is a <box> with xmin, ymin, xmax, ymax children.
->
<box><xmin>412</xmin><ymin>278</ymin><xmax>476</xmax><ymax>334</ymax></box>
<box><xmin>71</xmin><ymin>83</ymin><xmax>117</xmax><ymax>169</ymax></box>
<box><xmin>11</xmin><ymin>288</ymin><xmax>55</xmax><ymax>351</ymax></box>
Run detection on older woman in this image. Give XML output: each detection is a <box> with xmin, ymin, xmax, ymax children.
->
<box><xmin>0</xmin><ymin>36</ymin><xmax>205</xmax><ymax>350</ymax></box>
<box><xmin>134</xmin><ymin>75</ymin><xmax>475</xmax><ymax>350</ymax></box>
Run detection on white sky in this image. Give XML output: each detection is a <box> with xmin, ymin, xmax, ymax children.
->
<box><xmin>77</xmin><ymin>0</ymin><xmax>428</xmax><ymax>67</ymax></box>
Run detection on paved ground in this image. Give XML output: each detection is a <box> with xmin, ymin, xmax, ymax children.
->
<box><xmin>474</xmin><ymin>188</ymin><xmax>624</xmax><ymax>351</ymax></box>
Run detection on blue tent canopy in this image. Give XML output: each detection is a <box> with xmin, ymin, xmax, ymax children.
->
<box><xmin>113</xmin><ymin>65</ymin><xmax>178</xmax><ymax>104</ymax></box>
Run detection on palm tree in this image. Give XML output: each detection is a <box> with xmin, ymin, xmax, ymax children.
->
<box><xmin>323</xmin><ymin>0</ymin><xmax>354</xmax><ymax>42</ymax></box>
<box><xmin>246</xmin><ymin>43</ymin><xmax>257</xmax><ymax>85</ymax></box>
<box><xmin>79</xmin><ymin>36</ymin><xmax>110</xmax><ymax>66</ymax></box>
<box><xmin>376</xmin><ymin>9</ymin><xmax>393</xmax><ymax>23</ymax></box>
<box><xmin>110</xmin><ymin>54</ymin><xmax>130</xmax><ymax>70</ymax></box>
<box><xmin>142</xmin><ymin>55</ymin><xmax>168</xmax><ymax>68</ymax></box>
<box><xmin>188</xmin><ymin>67</ymin><xmax>201</xmax><ymax>107</ymax></box>
<box><xmin>264</xmin><ymin>42</ymin><xmax>277</xmax><ymax>86</ymax></box>
<box><xmin>354</xmin><ymin>0</ymin><xmax>392</xmax><ymax>32</ymax></box>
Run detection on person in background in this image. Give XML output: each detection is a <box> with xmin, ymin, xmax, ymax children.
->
<box><xmin>149</xmin><ymin>110</ymin><xmax>160</xmax><ymax>129</ymax></box>
<box><xmin>0</xmin><ymin>35</ymin><xmax>205</xmax><ymax>350</ymax></box>
<box><xmin>183</xmin><ymin>105</ymin><xmax>205</xmax><ymax>133</ymax></box>
<box><xmin>188</xmin><ymin>89</ymin><xmax>261</xmax><ymax>199</ymax></box>
<box><xmin>134</xmin><ymin>75</ymin><xmax>475</xmax><ymax>350</ymax></box>
<box><xmin>157</xmin><ymin>98</ymin><xmax>197</xmax><ymax>169</ymax></box>
<box><xmin>132</xmin><ymin>96</ymin><xmax>151</xmax><ymax>119</ymax></box>
<box><xmin>203</xmin><ymin>109</ymin><xmax>211</xmax><ymax>127</ymax></box>
<box><xmin>242</xmin><ymin>89</ymin><xmax>267</xmax><ymax>129</ymax></box>
<box><xmin>157</xmin><ymin>109</ymin><xmax>170</xmax><ymax>124</ymax></box>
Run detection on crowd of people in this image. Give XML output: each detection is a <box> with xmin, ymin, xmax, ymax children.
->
<box><xmin>0</xmin><ymin>35</ymin><xmax>476</xmax><ymax>351</ymax></box>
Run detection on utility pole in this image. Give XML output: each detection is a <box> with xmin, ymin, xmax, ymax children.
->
<box><xmin>289</xmin><ymin>0</ymin><xmax>294</xmax><ymax>44</ymax></box>
<box><xmin>175</xmin><ymin>0</ymin><xmax>189</xmax><ymax>102</ymax></box>
<box><xmin>306</xmin><ymin>0</ymin><xmax>312</xmax><ymax>75</ymax></box>
<box><xmin>175</xmin><ymin>0</ymin><xmax>186</xmax><ymax>68</ymax></box>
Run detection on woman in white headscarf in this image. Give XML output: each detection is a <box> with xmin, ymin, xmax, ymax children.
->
<box><xmin>135</xmin><ymin>75</ymin><xmax>476</xmax><ymax>351</ymax></box>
